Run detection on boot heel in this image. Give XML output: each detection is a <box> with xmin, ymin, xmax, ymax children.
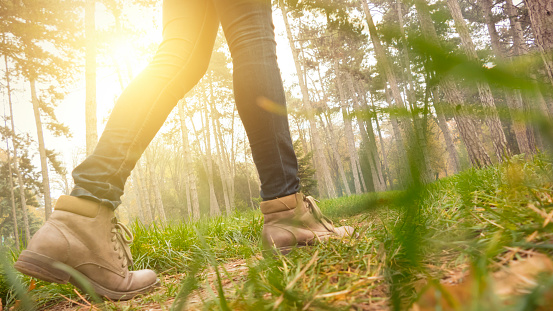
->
<box><xmin>14</xmin><ymin>250</ymin><xmax>71</xmax><ymax>284</ymax></box>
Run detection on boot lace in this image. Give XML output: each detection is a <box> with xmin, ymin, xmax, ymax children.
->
<box><xmin>303</xmin><ymin>195</ymin><xmax>335</xmax><ymax>232</ymax></box>
<box><xmin>111</xmin><ymin>217</ymin><xmax>134</xmax><ymax>268</ymax></box>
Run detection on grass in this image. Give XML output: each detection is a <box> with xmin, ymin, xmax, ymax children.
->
<box><xmin>1</xmin><ymin>154</ymin><xmax>553</xmax><ymax>310</ymax></box>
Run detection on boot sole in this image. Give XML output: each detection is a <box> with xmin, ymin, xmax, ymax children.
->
<box><xmin>14</xmin><ymin>250</ymin><xmax>159</xmax><ymax>301</ymax></box>
<box><xmin>265</xmin><ymin>231</ymin><xmax>356</xmax><ymax>257</ymax></box>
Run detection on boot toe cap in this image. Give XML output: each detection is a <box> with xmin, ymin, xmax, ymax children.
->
<box><xmin>334</xmin><ymin>225</ymin><xmax>355</xmax><ymax>238</ymax></box>
<box><xmin>130</xmin><ymin>269</ymin><xmax>159</xmax><ymax>289</ymax></box>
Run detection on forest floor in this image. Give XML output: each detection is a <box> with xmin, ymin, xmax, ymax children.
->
<box><xmin>2</xmin><ymin>154</ymin><xmax>553</xmax><ymax>310</ymax></box>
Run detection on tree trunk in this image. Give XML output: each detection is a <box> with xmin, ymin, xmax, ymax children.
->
<box><xmin>30</xmin><ymin>79</ymin><xmax>54</xmax><ymax>220</ymax></box>
<box><xmin>4</xmin><ymin>121</ymin><xmax>20</xmax><ymax>249</ymax></box>
<box><xmin>243</xmin><ymin>133</ymin><xmax>255</xmax><ymax>209</ymax></box>
<box><xmin>334</xmin><ymin>62</ymin><xmax>363</xmax><ymax>194</ymax></box>
<box><xmin>369</xmin><ymin>92</ymin><xmax>392</xmax><ymax>189</ymax></box>
<box><xmin>505</xmin><ymin>0</ymin><xmax>546</xmax><ymax>150</ymax></box>
<box><xmin>132</xmin><ymin>171</ymin><xmax>145</xmax><ymax>223</ymax></box>
<box><xmin>228</xmin><ymin>107</ymin><xmax>237</xmax><ymax>209</ymax></box>
<box><xmin>385</xmin><ymin>88</ymin><xmax>409</xmax><ymax>188</ymax></box>
<box><xmin>4</xmin><ymin>56</ymin><xmax>20</xmax><ymax>248</ymax></box>
<box><xmin>396</xmin><ymin>0</ymin><xmax>416</xmax><ymax>113</ymax></box>
<box><xmin>431</xmin><ymin>90</ymin><xmax>461</xmax><ymax>174</ymax></box>
<box><xmin>202</xmin><ymin>98</ymin><xmax>221</xmax><ymax>217</ymax></box>
<box><xmin>212</xmin><ymin>112</ymin><xmax>231</xmax><ymax>214</ymax></box>
<box><xmin>361</xmin><ymin>0</ymin><xmax>417</xmax><ymax>185</ymax></box>
<box><xmin>313</xmin><ymin>65</ymin><xmax>353</xmax><ymax>195</ymax></box>
<box><xmin>145</xmin><ymin>154</ymin><xmax>166</xmax><ymax>224</ymax></box>
<box><xmin>280</xmin><ymin>0</ymin><xmax>336</xmax><ymax>198</ymax></box>
<box><xmin>215</xmin><ymin>109</ymin><xmax>234</xmax><ymax>212</ymax></box>
<box><xmin>5</xmin><ymin>67</ymin><xmax>30</xmax><ymax>244</ymax></box>
<box><xmin>524</xmin><ymin>0</ymin><xmax>553</xmax><ymax>87</ymax></box>
<box><xmin>414</xmin><ymin>0</ymin><xmax>492</xmax><ymax>168</ymax></box>
<box><xmin>319</xmin><ymin>113</ymin><xmax>352</xmax><ymax>196</ymax></box>
<box><xmin>480</xmin><ymin>0</ymin><xmax>534</xmax><ymax>156</ymax></box>
<box><xmin>85</xmin><ymin>0</ymin><xmax>97</xmax><ymax>155</ymax></box>
<box><xmin>178</xmin><ymin>101</ymin><xmax>200</xmax><ymax>220</ymax></box>
<box><xmin>396</xmin><ymin>0</ymin><xmax>435</xmax><ymax>182</ymax></box>
<box><xmin>447</xmin><ymin>0</ymin><xmax>510</xmax><ymax>161</ymax></box>
<box><xmin>136</xmin><ymin>162</ymin><xmax>153</xmax><ymax>223</ymax></box>
<box><xmin>189</xmin><ymin>113</ymin><xmax>215</xmax><ymax>215</ymax></box>
<box><xmin>350</xmin><ymin>76</ymin><xmax>386</xmax><ymax>192</ymax></box>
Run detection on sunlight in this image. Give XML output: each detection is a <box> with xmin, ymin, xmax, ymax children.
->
<box><xmin>111</xmin><ymin>41</ymin><xmax>137</xmax><ymax>69</ymax></box>
<box><xmin>2</xmin><ymin>0</ymin><xmax>553</xmax><ymax>309</ymax></box>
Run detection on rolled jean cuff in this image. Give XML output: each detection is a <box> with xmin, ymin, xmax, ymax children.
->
<box><xmin>70</xmin><ymin>186</ymin><xmax>119</xmax><ymax>210</ymax></box>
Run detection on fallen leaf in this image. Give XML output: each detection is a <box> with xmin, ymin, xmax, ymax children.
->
<box><xmin>413</xmin><ymin>274</ymin><xmax>473</xmax><ymax>311</ymax></box>
<box><xmin>494</xmin><ymin>254</ymin><xmax>553</xmax><ymax>296</ymax></box>
<box><xmin>413</xmin><ymin>253</ymin><xmax>553</xmax><ymax>311</ymax></box>
<box><xmin>28</xmin><ymin>279</ymin><xmax>36</xmax><ymax>291</ymax></box>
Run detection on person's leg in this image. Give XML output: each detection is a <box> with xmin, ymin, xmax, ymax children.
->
<box><xmin>212</xmin><ymin>0</ymin><xmax>353</xmax><ymax>254</ymax></box>
<box><xmin>15</xmin><ymin>0</ymin><xmax>220</xmax><ymax>300</ymax></box>
<box><xmin>71</xmin><ymin>0</ymin><xmax>220</xmax><ymax>209</ymax></box>
<box><xmin>213</xmin><ymin>0</ymin><xmax>300</xmax><ymax>201</ymax></box>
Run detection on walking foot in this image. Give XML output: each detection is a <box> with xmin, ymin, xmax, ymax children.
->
<box><xmin>14</xmin><ymin>196</ymin><xmax>159</xmax><ymax>301</ymax></box>
<box><xmin>260</xmin><ymin>193</ymin><xmax>355</xmax><ymax>255</ymax></box>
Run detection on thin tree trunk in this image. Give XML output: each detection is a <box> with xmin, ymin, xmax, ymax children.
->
<box><xmin>30</xmin><ymin>79</ymin><xmax>53</xmax><ymax>220</ymax></box>
<box><xmin>210</xmin><ymin>74</ymin><xmax>235</xmax><ymax>211</ymax></box>
<box><xmin>4</xmin><ymin>119</ymin><xmax>20</xmax><ymax>249</ymax></box>
<box><xmin>334</xmin><ymin>62</ymin><xmax>363</xmax><ymax>194</ymax></box>
<box><xmin>132</xmin><ymin>171</ymin><xmax>145</xmax><ymax>223</ymax></box>
<box><xmin>178</xmin><ymin>101</ymin><xmax>200</xmax><ymax>220</ymax></box>
<box><xmin>212</xmin><ymin>112</ymin><xmax>231</xmax><ymax>214</ymax></box>
<box><xmin>202</xmin><ymin>97</ymin><xmax>221</xmax><ymax>217</ymax></box>
<box><xmin>431</xmin><ymin>90</ymin><xmax>461</xmax><ymax>174</ymax></box>
<box><xmin>357</xmin><ymin>82</ymin><xmax>388</xmax><ymax>190</ymax></box>
<box><xmin>243</xmin><ymin>133</ymin><xmax>255</xmax><ymax>209</ymax></box>
<box><xmin>396</xmin><ymin>0</ymin><xmax>416</xmax><ymax>113</ymax></box>
<box><xmin>313</xmin><ymin>65</ymin><xmax>353</xmax><ymax>194</ymax></box>
<box><xmin>369</xmin><ymin>92</ymin><xmax>392</xmax><ymax>189</ymax></box>
<box><xmin>214</xmin><ymin>109</ymin><xmax>234</xmax><ymax>212</ymax></box>
<box><xmin>5</xmin><ymin>65</ymin><xmax>30</xmax><ymax>244</ymax></box>
<box><xmin>3</xmin><ymin>55</ymin><xmax>21</xmax><ymax>248</ymax></box>
<box><xmin>385</xmin><ymin>88</ymin><xmax>409</xmax><ymax>188</ymax></box>
<box><xmin>136</xmin><ymin>162</ymin><xmax>153</xmax><ymax>223</ymax></box>
<box><xmin>447</xmin><ymin>0</ymin><xmax>510</xmax><ymax>161</ymax></box>
<box><xmin>280</xmin><ymin>0</ymin><xmax>336</xmax><ymax>198</ymax></box>
<box><xmin>349</xmin><ymin>76</ymin><xmax>386</xmax><ymax>192</ymax></box>
<box><xmin>228</xmin><ymin>107</ymin><xmax>237</xmax><ymax>209</ymax></box>
<box><xmin>319</xmin><ymin>113</ymin><xmax>351</xmax><ymax>196</ymax></box>
<box><xmin>153</xmin><ymin>175</ymin><xmax>166</xmax><ymax>223</ymax></box>
<box><xmin>85</xmin><ymin>0</ymin><xmax>97</xmax><ymax>155</ymax></box>
<box><xmin>146</xmin><ymin>156</ymin><xmax>166</xmax><ymax>224</ymax></box>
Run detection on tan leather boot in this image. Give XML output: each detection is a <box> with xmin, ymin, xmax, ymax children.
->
<box><xmin>14</xmin><ymin>196</ymin><xmax>159</xmax><ymax>301</ymax></box>
<box><xmin>261</xmin><ymin>193</ymin><xmax>354</xmax><ymax>254</ymax></box>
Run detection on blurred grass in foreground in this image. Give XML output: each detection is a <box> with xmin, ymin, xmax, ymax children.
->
<box><xmin>1</xmin><ymin>154</ymin><xmax>553</xmax><ymax>310</ymax></box>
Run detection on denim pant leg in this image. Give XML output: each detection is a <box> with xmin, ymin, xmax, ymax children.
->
<box><xmin>71</xmin><ymin>0</ymin><xmax>220</xmax><ymax>209</ymax></box>
<box><xmin>214</xmin><ymin>0</ymin><xmax>300</xmax><ymax>200</ymax></box>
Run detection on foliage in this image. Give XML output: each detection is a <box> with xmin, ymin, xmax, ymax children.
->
<box><xmin>294</xmin><ymin>140</ymin><xmax>318</xmax><ymax>196</ymax></box>
<box><xmin>0</xmin><ymin>156</ymin><xmax>552</xmax><ymax>309</ymax></box>
<box><xmin>0</xmin><ymin>127</ymin><xmax>44</xmax><ymax>247</ymax></box>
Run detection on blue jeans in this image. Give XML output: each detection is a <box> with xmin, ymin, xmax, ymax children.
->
<box><xmin>71</xmin><ymin>0</ymin><xmax>300</xmax><ymax>209</ymax></box>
